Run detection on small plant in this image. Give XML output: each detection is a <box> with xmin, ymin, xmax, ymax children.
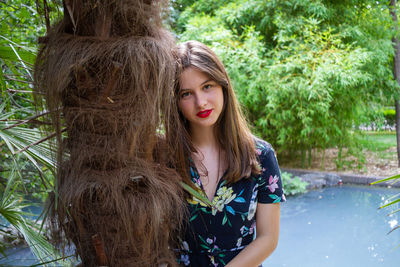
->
<box><xmin>281</xmin><ymin>172</ymin><xmax>308</xmax><ymax>196</ymax></box>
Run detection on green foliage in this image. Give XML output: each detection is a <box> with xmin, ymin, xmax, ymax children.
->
<box><xmin>0</xmin><ymin>1</ymin><xmax>74</xmax><ymax>264</ymax></box>
<box><xmin>0</xmin><ymin>104</ymin><xmax>56</xmax><ymax>201</ymax></box>
<box><xmin>171</xmin><ymin>0</ymin><xmax>397</xmax><ymax>167</ymax></box>
<box><xmin>281</xmin><ymin>172</ymin><xmax>308</xmax><ymax>196</ymax></box>
<box><xmin>355</xmin><ymin>104</ymin><xmax>386</xmax><ymax>130</ymax></box>
<box><xmin>0</xmin><ymin>0</ymin><xmax>61</xmax><ymax>45</ymax></box>
<box><xmin>383</xmin><ymin>108</ymin><xmax>396</xmax><ymax>126</ymax></box>
<box><xmin>247</xmin><ymin>23</ymin><xmax>373</xmax><ymax>153</ymax></box>
<box><xmin>0</xmin><ymin>34</ymin><xmax>51</xmax><ymax>202</ymax></box>
<box><xmin>0</xmin><ymin>96</ymin><xmax>71</xmax><ymax>264</ymax></box>
<box><xmin>179</xmin><ymin>15</ymin><xmax>235</xmax><ymax>45</ymax></box>
<box><xmin>0</xmin><ymin>158</ymin><xmax>62</xmax><ymax>265</ymax></box>
<box><xmin>358</xmin><ymin>106</ymin><xmax>397</xmax><ymax>130</ymax></box>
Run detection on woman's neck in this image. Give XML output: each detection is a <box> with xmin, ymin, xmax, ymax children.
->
<box><xmin>190</xmin><ymin>125</ymin><xmax>218</xmax><ymax>150</ymax></box>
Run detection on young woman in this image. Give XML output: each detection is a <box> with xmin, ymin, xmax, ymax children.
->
<box><xmin>171</xmin><ymin>40</ymin><xmax>285</xmax><ymax>267</ymax></box>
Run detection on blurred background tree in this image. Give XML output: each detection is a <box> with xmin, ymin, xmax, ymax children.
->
<box><xmin>170</xmin><ymin>0</ymin><xmax>399</xmax><ymax>168</ymax></box>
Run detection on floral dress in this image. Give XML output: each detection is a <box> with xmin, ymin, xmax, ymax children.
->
<box><xmin>177</xmin><ymin>139</ymin><xmax>286</xmax><ymax>267</ymax></box>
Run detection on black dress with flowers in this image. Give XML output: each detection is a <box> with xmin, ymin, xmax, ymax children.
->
<box><xmin>177</xmin><ymin>139</ymin><xmax>286</xmax><ymax>267</ymax></box>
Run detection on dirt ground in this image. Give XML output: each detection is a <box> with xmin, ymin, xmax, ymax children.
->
<box><xmin>280</xmin><ymin>147</ymin><xmax>400</xmax><ymax>178</ymax></box>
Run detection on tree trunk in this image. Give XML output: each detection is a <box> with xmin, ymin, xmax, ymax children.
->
<box><xmin>389</xmin><ymin>0</ymin><xmax>400</xmax><ymax>167</ymax></box>
<box><xmin>396</xmin><ymin>100</ymin><xmax>400</xmax><ymax>166</ymax></box>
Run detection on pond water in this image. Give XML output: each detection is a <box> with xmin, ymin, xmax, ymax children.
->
<box><xmin>2</xmin><ymin>185</ymin><xmax>400</xmax><ymax>266</ymax></box>
<box><xmin>264</xmin><ymin>185</ymin><xmax>400</xmax><ymax>267</ymax></box>
<box><xmin>0</xmin><ymin>203</ymin><xmax>77</xmax><ymax>266</ymax></box>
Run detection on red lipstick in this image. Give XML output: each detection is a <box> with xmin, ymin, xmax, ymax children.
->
<box><xmin>197</xmin><ymin>109</ymin><xmax>212</xmax><ymax>118</ymax></box>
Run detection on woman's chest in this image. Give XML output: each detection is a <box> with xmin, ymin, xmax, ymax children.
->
<box><xmin>184</xmin><ymin>177</ymin><xmax>260</xmax><ymax>253</ymax></box>
<box><xmin>187</xmin><ymin>177</ymin><xmax>259</xmax><ymax>228</ymax></box>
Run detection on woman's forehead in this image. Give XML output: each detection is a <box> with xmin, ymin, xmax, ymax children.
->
<box><xmin>179</xmin><ymin>67</ymin><xmax>212</xmax><ymax>90</ymax></box>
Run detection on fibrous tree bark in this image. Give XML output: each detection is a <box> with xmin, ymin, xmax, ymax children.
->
<box><xmin>34</xmin><ymin>1</ymin><xmax>185</xmax><ymax>266</ymax></box>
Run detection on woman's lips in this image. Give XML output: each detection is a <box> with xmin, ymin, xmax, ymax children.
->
<box><xmin>196</xmin><ymin>109</ymin><xmax>212</xmax><ymax>118</ymax></box>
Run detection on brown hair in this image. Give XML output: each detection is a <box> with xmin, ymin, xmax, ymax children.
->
<box><xmin>34</xmin><ymin>1</ymin><xmax>184</xmax><ymax>266</ymax></box>
<box><xmin>170</xmin><ymin>40</ymin><xmax>260</xmax><ymax>186</ymax></box>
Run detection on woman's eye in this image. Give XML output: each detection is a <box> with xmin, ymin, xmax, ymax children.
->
<box><xmin>204</xmin><ymin>84</ymin><xmax>212</xmax><ymax>90</ymax></box>
<box><xmin>180</xmin><ymin>91</ymin><xmax>191</xmax><ymax>98</ymax></box>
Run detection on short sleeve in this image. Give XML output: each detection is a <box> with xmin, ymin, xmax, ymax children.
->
<box><xmin>256</xmin><ymin>141</ymin><xmax>286</xmax><ymax>204</ymax></box>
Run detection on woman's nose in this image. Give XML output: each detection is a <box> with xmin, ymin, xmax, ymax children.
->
<box><xmin>195</xmin><ymin>93</ymin><xmax>207</xmax><ymax>108</ymax></box>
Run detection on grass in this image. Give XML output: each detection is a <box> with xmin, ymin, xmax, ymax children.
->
<box><xmin>358</xmin><ymin>132</ymin><xmax>397</xmax><ymax>152</ymax></box>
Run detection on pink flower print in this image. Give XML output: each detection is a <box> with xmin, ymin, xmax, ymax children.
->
<box><xmin>194</xmin><ymin>177</ymin><xmax>201</xmax><ymax>187</ymax></box>
<box><xmin>256</xmin><ymin>149</ymin><xmax>262</xmax><ymax>155</ymax></box>
<box><xmin>267</xmin><ymin>175</ymin><xmax>279</xmax><ymax>193</ymax></box>
<box><xmin>249</xmin><ymin>221</ymin><xmax>256</xmax><ymax>235</ymax></box>
<box><xmin>207</xmin><ymin>238</ymin><xmax>214</xmax><ymax>244</ymax></box>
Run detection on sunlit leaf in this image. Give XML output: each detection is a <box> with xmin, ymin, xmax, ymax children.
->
<box><xmin>0</xmin><ymin>46</ymin><xmax>36</xmax><ymax>65</ymax></box>
<box><xmin>379</xmin><ymin>198</ymin><xmax>400</xmax><ymax>210</ymax></box>
<box><xmin>180</xmin><ymin>182</ymin><xmax>213</xmax><ymax>207</ymax></box>
<box><xmin>370</xmin><ymin>174</ymin><xmax>400</xmax><ymax>185</ymax></box>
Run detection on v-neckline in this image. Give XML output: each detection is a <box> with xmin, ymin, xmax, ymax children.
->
<box><xmin>190</xmin><ymin>161</ymin><xmax>227</xmax><ymax>202</ymax></box>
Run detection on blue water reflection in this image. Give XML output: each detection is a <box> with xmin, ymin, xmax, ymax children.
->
<box><xmin>264</xmin><ymin>185</ymin><xmax>400</xmax><ymax>267</ymax></box>
<box><xmin>2</xmin><ymin>185</ymin><xmax>399</xmax><ymax>266</ymax></box>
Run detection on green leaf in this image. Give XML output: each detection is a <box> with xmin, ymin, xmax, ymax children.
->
<box><xmin>189</xmin><ymin>213</ymin><xmax>199</xmax><ymax>222</ymax></box>
<box><xmin>370</xmin><ymin>174</ymin><xmax>400</xmax><ymax>185</ymax></box>
<box><xmin>180</xmin><ymin>182</ymin><xmax>213</xmax><ymax>207</ymax></box>
<box><xmin>379</xmin><ymin>198</ymin><xmax>400</xmax><ymax>210</ymax></box>
<box><xmin>0</xmin><ymin>46</ymin><xmax>36</xmax><ymax>64</ymax></box>
<box><xmin>0</xmin><ymin>162</ymin><xmax>66</xmax><ymax>266</ymax></box>
<box><xmin>0</xmin><ymin>117</ymin><xmax>56</xmax><ymax>172</ymax></box>
<box><xmin>222</xmin><ymin>214</ymin><xmax>227</xmax><ymax>225</ymax></box>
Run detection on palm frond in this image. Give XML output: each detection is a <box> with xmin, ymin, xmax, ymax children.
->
<box><xmin>373</xmin><ymin>174</ymin><xmax>400</xmax><ymax>237</ymax></box>
<box><xmin>0</xmin><ymin>120</ymin><xmax>56</xmax><ymax>174</ymax></box>
<box><xmin>370</xmin><ymin>174</ymin><xmax>400</xmax><ymax>185</ymax></box>
<box><xmin>0</xmin><ymin>162</ymin><xmax>68</xmax><ymax>266</ymax></box>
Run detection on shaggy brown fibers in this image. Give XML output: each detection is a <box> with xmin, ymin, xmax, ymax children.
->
<box><xmin>34</xmin><ymin>0</ymin><xmax>185</xmax><ymax>266</ymax></box>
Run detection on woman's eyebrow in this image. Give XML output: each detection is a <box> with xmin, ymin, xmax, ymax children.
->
<box><xmin>180</xmin><ymin>79</ymin><xmax>213</xmax><ymax>91</ymax></box>
<box><xmin>200</xmin><ymin>79</ymin><xmax>213</xmax><ymax>85</ymax></box>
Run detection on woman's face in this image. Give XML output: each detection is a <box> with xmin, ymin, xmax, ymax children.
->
<box><xmin>178</xmin><ymin>67</ymin><xmax>224</xmax><ymax>132</ymax></box>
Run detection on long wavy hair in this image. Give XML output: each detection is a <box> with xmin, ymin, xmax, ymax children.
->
<box><xmin>34</xmin><ymin>1</ymin><xmax>184</xmax><ymax>266</ymax></box>
<box><xmin>170</xmin><ymin>40</ymin><xmax>260</xmax><ymax>186</ymax></box>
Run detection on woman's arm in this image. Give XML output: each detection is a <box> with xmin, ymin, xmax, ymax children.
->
<box><xmin>226</xmin><ymin>202</ymin><xmax>281</xmax><ymax>267</ymax></box>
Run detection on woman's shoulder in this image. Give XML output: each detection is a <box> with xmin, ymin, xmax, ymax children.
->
<box><xmin>253</xmin><ymin>136</ymin><xmax>275</xmax><ymax>157</ymax></box>
<box><xmin>252</xmin><ymin>137</ymin><xmax>286</xmax><ymax>203</ymax></box>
